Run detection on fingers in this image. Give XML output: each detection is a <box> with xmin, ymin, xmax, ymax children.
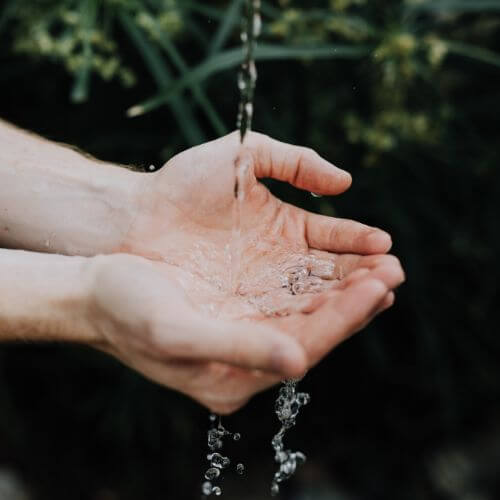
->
<box><xmin>340</xmin><ymin>254</ymin><xmax>405</xmax><ymax>290</ymax></box>
<box><xmin>153</xmin><ymin>316</ymin><xmax>307</xmax><ymax>379</ymax></box>
<box><xmin>247</xmin><ymin>132</ymin><xmax>352</xmax><ymax>195</ymax></box>
<box><xmin>304</xmin><ymin>278</ymin><xmax>389</xmax><ymax>364</ymax></box>
<box><xmin>305</xmin><ymin>251</ymin><xmax>405</xmax><ymax>291</ymax></box>
<box><xmin>302</xmin><ymin>210</ymin><xmax>392</xmax><ymax>254</ymax></box>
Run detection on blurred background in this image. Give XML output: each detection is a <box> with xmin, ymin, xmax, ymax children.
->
<box><xmin>1</xmin><ymin>0</ymin><xmax>499</xmax><ymax>499</ymax></box>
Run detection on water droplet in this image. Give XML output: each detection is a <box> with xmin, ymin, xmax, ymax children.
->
<box><xmin>233</xmin><ymin>433</ymin><xmax>241</xmax><ymax>441</ymax></box>
<box><xmin>296</xmin><ymin>393</ymin><xmax>311</xmax><ymax>406</ymax></box>
<box><xmin>248</xmin><ymin>61</ymin><xmax>257</xmax><ymax>83</ymax></box>
<box><xmin>202</xmin><ymin>481</ymin><xmax>213</xmax><ymax>496</ymax></box>
<box><xmin>208</xmin><ymin>429</ymin><xmax>220</xmax><ymax>450</ymax></box>
<box><xmin>253</xmin><ymin>13</ymin><xmax>262</xmax><ymax>37</ymax></box>
<box><xmin>245</xmin><ymin>102</ymin><xmax>253</xmax><ymax>120</ymax></box>
<box><xmin>236</xmin><ymin>463</ymin><xmax>245</xmax><ymax>475</ymax></box>
<box><xmin>271</xmin><ymin>380</ymin><xmax>309</xmax><ymax>492</ymax></box>
<box><xmin>205</xmin><ymin>467</ymin><xmax>220</xmax><ymax>481</ymax></box>
<box><xmin>271</xmin><ymin>482</ymin><xmax>280</xmax><ymax>496</ymax></box>
<box><xmin>210</xmin><ymin>452</ymin><xmax>230</xmax><ymax>469</ymax></box>
<box><xmin>238</xmin><ymin>73</ymin><xmax>246</xmax><ymax>91</ymax></box>
<box><xmin>212</xmin><ymin>486</ymin><xmax>222</xmax><ymax>496</ymax></box>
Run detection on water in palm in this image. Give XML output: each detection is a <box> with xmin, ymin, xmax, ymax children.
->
<box><xmin>203</xmin><ymin>0</ymin><xmax>314</xmax><ymax>495</ymax></box>
<box><xmin>233</xmin><ymin>1</ymin><xmax>311</xmax><ymax>496</ymax></box>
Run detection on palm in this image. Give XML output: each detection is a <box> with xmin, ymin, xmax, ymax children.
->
<box><xmin>99</xmin><ymin>255</ymin><xmax>401</xmax><ymax>414</ymax></box>
<box><xmin>127</xmin><ymin>133</ymin><xmax>394</xmax><ymax>317</ymax></box>
<box><xmin>113</xmin><ymin>132</ymin><xmax>404</xmax><ymax>412</ymax></box>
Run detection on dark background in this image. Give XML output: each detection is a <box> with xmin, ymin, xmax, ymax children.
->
<box><xmin>1</xmin><ymin>1</ymin><xmax>499</xmax><ymax>499</ymax></box>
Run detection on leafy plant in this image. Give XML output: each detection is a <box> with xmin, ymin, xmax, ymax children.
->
<box><xmin>2</xmin><ymin>0</ymin><xmax>499</xmax><ymax>155</ymax></box>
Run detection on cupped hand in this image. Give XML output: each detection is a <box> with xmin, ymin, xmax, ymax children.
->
<box><xmin>89</xmin><ymin>252</ymin><xmax>403</xmax><ymax>415</ymax></box>
<box><xmin>123</xmin><ymin>131</ymin><xmax>394</xmax><ymax>300</ymax></box>
<box><xmin>103</xmin><ymin>131</ymin><xmax>406</xmax><ymax>412</ymax></box>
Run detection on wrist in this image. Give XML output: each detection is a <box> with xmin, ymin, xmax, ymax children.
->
<box><xmin>49</xmin><ymin>154</ymin><xmax>147</xmax><ymax>256</ymax></box>
<box><xmin>0</xmin><ymin>249</ymin><xmax>103</xmax><ymax>346</ymax></box>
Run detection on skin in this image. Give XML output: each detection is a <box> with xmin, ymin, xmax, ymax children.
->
<box><xmin>0</xmin><ymin>122</ymin><xmax>405</xmax><ymax>414</ymax></box>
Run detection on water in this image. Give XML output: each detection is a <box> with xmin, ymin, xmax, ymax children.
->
<box><xmin>202</xmin><ymin>415</ymin><xmax>242</xmax><ymax>497</ymax></box>
<box><xmin>203</xmin><ymin>1</ymin><xmax>318</xmax><ymax>495</ymax></box>
<box><xmin>235</xmin><ymin>2</ymin><xmax>312</xmax><ymax>494</ymax></box>
<box><xmin>270</xmin><ymin>380</ymin><xmax>310</xmax><ymax>496</ymax></box>
<box><xmin>237</xmin><ymin>0</ymin><xmax>261</xmax><ymax>142</ymax></box>
<box><xmin>231</xmin><ymin>0</ymin><xmax>261</xmax><ymax>291</ymax></box>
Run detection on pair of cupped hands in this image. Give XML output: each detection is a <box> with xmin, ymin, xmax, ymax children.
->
<box><xmin>91</xmin><ymin>132</ymin><xmax>404</xmax><ymax>414</ymax></box>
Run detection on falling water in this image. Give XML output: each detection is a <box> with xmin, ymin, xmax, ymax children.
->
<box><xmin>271</xmin><ymin>381</ymin><xmax>310</xmax><ymax>496</ymax></box>
<box><xmin>202</xmin><ymin>415</ymin><xmax>244</xmax><ymax>497</ymax></box>
<box><xmin>204</xmin><ymin>1</ymin><xmax>317</xmax><ymax>495</ymax></box>
<box><xmin>235</xmin><ymin>2</ymin><xmax>312</xmax><ymax>494</ymax></box>
<box><xmin>231</xmin><ymin>0</ymin><xmax>261</xmax><ymax>293</ymax></box>
<box><xmin>203</xmin><ymin>4</ymin><xmax>262</xmax><ymax>496</ymax></box>
<box><xmin>237</xmin><ymin>0</ymin><xmax>261</xmax><ymax>142</ymax></box>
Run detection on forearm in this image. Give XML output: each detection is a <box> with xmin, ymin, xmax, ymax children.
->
<box><xmin>0</xmin><ymin>119</ymin><xmax>144</xmax><ymax>255</ymax></box>
<box><xmin>0</xmin><ymin>248</ymin><xmax>100</xmax><ymax>344</ymax></box>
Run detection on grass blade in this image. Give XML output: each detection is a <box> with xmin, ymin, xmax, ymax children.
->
<box><xmin>119</xmin><ymin>11</ymin><xmax>205</xmax><ymax>146</ymax></box>
<box><xmin>408</xmin><ymin>0</ymin><xmax>500</xmax><ymax>12</ymax></box>
<box><xmin>446</xmin><ymin>41</ymin><xmax>500</xmax><ymax>68</ymax></box>
<box><xmin>127</xmin><ymin>43</ymin><xmax>371</xmax><ymax>117</ymax></box>
<box><xmin>208</xmin><ymin>0</ymin><xmax>243</xmax><ymax>56</ymax></box>
<box><xmin>71</xmin><ymin>0</ymin><xmax>98</xmax><ymax>103</ymax></box>
<box><xmin>152</xmin><ymin>19</ymin><xmax>227</xmax><ymax>135</ymax></box>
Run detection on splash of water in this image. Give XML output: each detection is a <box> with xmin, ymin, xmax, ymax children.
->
<box><xmin>204</xmin><ymin>1</ymin><xmax>323</xmax><ymax>495</ymax></box>
<box><xmin>202</xmin><ymin>415</ymin><xmax>243</xmax><ymax>497</ymax></box>
<box><xmin>270</xmin><ymin>380</ymin><xmax>310</xmax><ymax>496</ymax></box>
<box><xmin>204</xmin><ymin>5</ymin><xmax>262</xmax><ymax>491</ymax></box>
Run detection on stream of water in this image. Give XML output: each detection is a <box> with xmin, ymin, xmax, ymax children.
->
<box><xmin>203</xmin><ymin>1</ymin><xmax>316</xmax><ymax>496</ymax></box>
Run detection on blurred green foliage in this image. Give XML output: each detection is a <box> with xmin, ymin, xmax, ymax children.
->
<box><xmin>3</xmin><ymin>0</ymin><xmax>500</xmax><ymax>157</ymax></box>
<box><xmin>0</xmin><ymin>1</ymin><xmax>500</xmax><ymax>500</ymax></box>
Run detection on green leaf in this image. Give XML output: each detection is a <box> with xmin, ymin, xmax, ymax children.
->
<box><xmin>446</xmin><ymin>41</ymin><xmax>500</xmax><ymax>68</ymax></box>
<box><xmin>209</xmin><ymin>0</ymin><xmax>243</xmax><ymax>56</ymax></box>
<box><xmin>119</xmin><ymin>11</ymin><xmax>205</xmax><ymax>146</ymax></box>
<box><xmin>71</xmin><ymin>0</ymin><xmax>98</xmax><ymax>103</ymax></box>
<box><xmin>408</xmin><ymin>0</ymin><xmax>500</xmax><ymax>12</ymax></box>
<box><xmin>150</xmin><ymin>17</ymin><xmax>227</xmax><ymax>135</ymax></box>
<box><xmin>127</xmin><ymin>43</ymin><xmax>371</xmax><ymax>117</ymax></box>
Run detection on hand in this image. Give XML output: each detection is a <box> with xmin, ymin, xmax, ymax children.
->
<box><xmin>99</xmin><ymin>131</ymin><xmax>405</xmax><ymax>413</ymax></box>
<box><xmin>89</xmin><ymin>253</ymin><xmax>403</xmax><ymax>414</ymax></box>
<box><xmin>122</xmin><ymin>131</ymin><xmax>397</xmax><ymax>317</ymax></box>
